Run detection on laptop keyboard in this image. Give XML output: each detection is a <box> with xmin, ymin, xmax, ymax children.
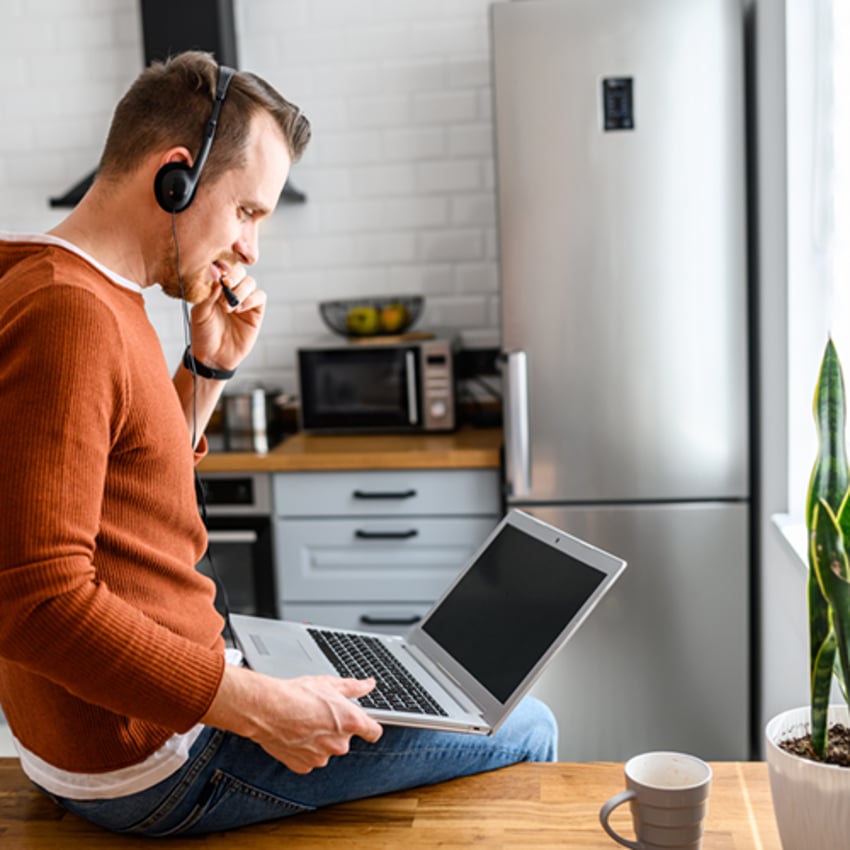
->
<box><xmin>307</xmin><ymin>628</ymin><xmax>448</xmax><ymax>717</ymax></box>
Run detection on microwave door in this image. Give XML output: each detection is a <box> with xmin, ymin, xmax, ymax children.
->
<box><xmin>405</xmin><ymin>349</ymin><xmax>419</xmax><ymax>426</ymax></box>
<box><xmin>299</xmin><ymin>345</ymin><xmax>421</xmax><ymax>432</ymax></box>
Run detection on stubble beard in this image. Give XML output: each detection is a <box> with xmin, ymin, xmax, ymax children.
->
<box><xmin>157</xmin><ymin>248</ymin><xmax>213</xmax><ymax>304</ymax></box>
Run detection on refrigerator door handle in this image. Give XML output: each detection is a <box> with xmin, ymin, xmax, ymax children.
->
<box><xmin>500</xmin><ymin>350</ymin><xmax>531</xmax><ymax>498</ymax></box>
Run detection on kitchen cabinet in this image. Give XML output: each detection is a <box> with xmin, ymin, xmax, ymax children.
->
<box><xmin>274</xmin><ymin>468</ymin><xmax>500</xmax><ymax>632</ymax></box>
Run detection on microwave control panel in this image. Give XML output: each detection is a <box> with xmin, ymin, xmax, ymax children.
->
<box><xmin>420</xmin><ymin>339</ymin><xmax>456</xmax><ymax>431</ymax></box>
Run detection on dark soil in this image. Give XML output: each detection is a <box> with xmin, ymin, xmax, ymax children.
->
<box><xmin>778</xmin><ymin>723</ymin><xmax>850</xmax><ymax>767</ymax></box>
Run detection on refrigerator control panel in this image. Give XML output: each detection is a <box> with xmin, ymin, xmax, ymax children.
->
<box><xmin>602</xmin><ymin>77</ymin><xmax>634</xmax><ymax>131</ymax></box>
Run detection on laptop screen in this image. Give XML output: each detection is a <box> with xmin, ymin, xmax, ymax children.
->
<box><xmin>421</xmin><ymin>523</ymin><xmax>606</xmax><ymax>703</ymax></box>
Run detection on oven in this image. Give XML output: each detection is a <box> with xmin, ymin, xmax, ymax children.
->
<box><xmin>196</xmin><ymin>472</ymin><xmax>277</xmax><ymax>619</ymax></box>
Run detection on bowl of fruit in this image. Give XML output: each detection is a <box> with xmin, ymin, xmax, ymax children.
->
<box><xmin>319</xmin><ymin>295</ymin><xmax>424</xmax><ymax>338</ymax></box>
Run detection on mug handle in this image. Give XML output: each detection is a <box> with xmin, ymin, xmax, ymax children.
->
<box><xmin>599</xmin><ymin>789</ymin><xmax>643</xmax><ymax>849</ymax></box>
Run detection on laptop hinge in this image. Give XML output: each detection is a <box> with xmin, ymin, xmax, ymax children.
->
<box><xmin>401</xmin><ymin>643</ymin><xmax>485</xmax><ymax>717</ymax></box>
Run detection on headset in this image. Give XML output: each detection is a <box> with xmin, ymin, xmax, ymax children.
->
<box><xmin>154</xmin><ymin>64</ymin><xmax>236</xmax><ymax>214</ymax></box>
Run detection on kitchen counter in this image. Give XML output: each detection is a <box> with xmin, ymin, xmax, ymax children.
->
<box><xmin>197</xmin><ymin>426</ymin><xmax>502</xmax><ymax>473</ymax></box>
<box><xmin>0</xmin><ymin>759</ymin><xmax>780</xmax><ymax>848</ymax></box>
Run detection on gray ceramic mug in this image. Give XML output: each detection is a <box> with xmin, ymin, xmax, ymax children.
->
<box><xmin>599</xmin><ymin>751</ymin><xmax>712</xmax><ymax>850</ymax></box>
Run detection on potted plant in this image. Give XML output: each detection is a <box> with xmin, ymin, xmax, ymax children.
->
<box><xmin>765</xmin><ymin>338</ymin><xmax>850</xmax><ymax>849</ymax></box>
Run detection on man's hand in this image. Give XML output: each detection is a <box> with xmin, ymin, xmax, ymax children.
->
<box><xmin>189</xmin><ymin>265</ymin><xmax>267</xmax><ymax>373</ymax></box>
<box><xmin>201</xmin><ymin>664</ymin><xmax>384</xmax><ymax>774</ymax></box>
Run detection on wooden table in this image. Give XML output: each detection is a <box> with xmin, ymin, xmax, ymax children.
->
<box><xmin>0</xmin><ymin>759</ymin><xmax>780</xmax><ymax>849</ymax></box>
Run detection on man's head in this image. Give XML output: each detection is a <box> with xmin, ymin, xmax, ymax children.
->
<box><xmin>98</xmin><ymin>51</ymin><xmax>310</xmax><ymax>192</ymax></box>
<box><xmin>90</xmin><ymin>51</ymin><xmax>310</xmax><ymax>302</ymax></box>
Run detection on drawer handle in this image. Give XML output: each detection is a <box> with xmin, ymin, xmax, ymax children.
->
<box><xmin>360</xmin><ymin>614</ymin><xmax>422</xmax><ymax>627</ymax></box>
<box><xmin>352</xmin><ymin>489</ymin><xmax>417</xmax><ymax>500</ymax></box>
<box><xmin>354</xmin><ymin>528</ymin><xmax>419</xmax><ymax>540</ymax></box>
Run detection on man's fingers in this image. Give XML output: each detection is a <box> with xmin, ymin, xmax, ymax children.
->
<box><xmin>336</xmin><ymin>676</ymin><xmax>376</xmax><ymax>697</ymax></box>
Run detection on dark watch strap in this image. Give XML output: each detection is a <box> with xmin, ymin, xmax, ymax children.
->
<box><xmin>182</xmin><ymin>346</ymin><xmax>237</xmax><ymax>380</ymax></box>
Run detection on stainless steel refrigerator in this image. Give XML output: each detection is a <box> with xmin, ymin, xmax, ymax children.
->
<box><xmin>492</xmin><ymin>0</ymin><xmax>750</xmax><ymax>760</ymax></box>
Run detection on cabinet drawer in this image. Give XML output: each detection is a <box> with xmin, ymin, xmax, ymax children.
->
<box><xmin>276</xmin><ymin>516</ymin><xmax>497</xmax><ymax>602</ymax></box>
<box><xmin>281</xmin><ymin>602</ymin><xmax>430</xmax><ymax>635</ymax></box>
<box><xmin>274</xmin><ymin>469</ymin><xmax>499</xmax><ymax>518</ymax></box>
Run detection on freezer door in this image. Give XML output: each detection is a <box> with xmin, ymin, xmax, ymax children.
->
<box><xmin>493</xmin><ymin>0</ymin><xmax>749</xmax><ymax>502</ymax></box>
<box><xmin>524</xmin><ymin>502</ymin><xmax>749</xmax><ymax>761</ymax></box>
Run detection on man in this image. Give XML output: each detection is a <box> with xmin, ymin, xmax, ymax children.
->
<box><xmin>0</xmin><ymin>52</ymin><xmax>556</xmax><ymax>836</ymax></box>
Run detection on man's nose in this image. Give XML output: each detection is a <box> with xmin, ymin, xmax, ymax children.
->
<box><xmin>234</xmin><ymin>224</ymin><xmax>258</xmax><ymax>265</ymax></box>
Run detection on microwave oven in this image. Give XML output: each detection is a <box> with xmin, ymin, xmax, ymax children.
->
<box><xmin>297</xmin><ymin>336</ymin><xmax>457</xmax><ymax>433</ymax></box>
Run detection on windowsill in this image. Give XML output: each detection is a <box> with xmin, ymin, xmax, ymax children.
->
<box><xmin>772</xmin><ymin>513</ymin><xmax>808</xmax><ymax>570</ymax></box>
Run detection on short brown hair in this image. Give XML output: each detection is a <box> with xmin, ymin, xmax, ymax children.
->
<box><xmin>98</xmin><ymin>51</ymin><xmax>310</xmax><ymax>185</ymax></box>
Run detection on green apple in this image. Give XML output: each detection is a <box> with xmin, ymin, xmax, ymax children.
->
<box><xmin>346</xmin><ymin>305</ymin><xmax>380</xmax><ymax>336</ymax></box>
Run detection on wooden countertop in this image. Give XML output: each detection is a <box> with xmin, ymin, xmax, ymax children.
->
<box><xmin>0</xmin><ymin>759</ymin><xmax>780</xmax><ymax>849</ymax></box>
<box><xmin>197</xmin><ymin>426</ymin><xmax>502</xmax><ymax>473</ymax></box>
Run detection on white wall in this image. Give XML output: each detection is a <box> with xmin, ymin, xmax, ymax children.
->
<box><xmin>0</xmin><ymin>0</ymin><xmax>501</xmax><ymax>393</ymax></box>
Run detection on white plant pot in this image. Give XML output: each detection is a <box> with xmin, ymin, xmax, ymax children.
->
<box><xmin>765</xmin><ymin>705</ymin><xmax>850</xmax><ymax>850</ymax></box>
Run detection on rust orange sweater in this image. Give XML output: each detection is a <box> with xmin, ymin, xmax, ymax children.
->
<box><xmin>0</xmin><ymin>239</ymin><xmax>226</xmax><ymax>772</ymax></box>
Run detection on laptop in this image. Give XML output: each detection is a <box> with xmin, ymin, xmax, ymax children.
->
<box><xmin>230</xmin><ymin>508</ymin><xmax>626</xmax><ymax>735</ymax></box>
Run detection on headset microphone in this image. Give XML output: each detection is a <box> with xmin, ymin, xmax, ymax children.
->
<box><xmin>220</xmin><ymin>280</ymin><xmax>240</xmax><ymax>307</ymax></box>
<box><xmin>154</xmin><ymin>64</ymin><xmax>236</xmax><ymax>214</ymax></box>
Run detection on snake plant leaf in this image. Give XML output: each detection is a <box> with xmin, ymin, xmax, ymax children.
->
<box><xmin>834</xmin><ymin>488</ymin><xmax>850</xmax><ymax>703</ymax></box>
<box><xmin>811</xmin><ymin>619</ymin><xmax>837</xmax><ymax>758</ymax></box>
<box><xmin>807</xmin><ymin>339</ymin><xmax>850</xmax><ymax>755</ymax></box>
<box><xmin>812</xmin><ymin>498</ymin><xmax>850</xmax><ymax>685</ymax></box>
<box><xmin>807</xmin><ymin>340</ymin><xmax>849</xmax><ymax>526</ymax></box>
<box><xmin>809</xmin><ymin>501</ymin><xmax>838</xmax><ymax>757</ymax></box>
<box><xmin>808</xmin><ymin>568</ymin><xmax>831</xmax><ymax>704</ymax></box>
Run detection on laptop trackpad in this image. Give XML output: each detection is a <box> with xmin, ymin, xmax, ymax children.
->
<box><xmin>241</xmin><ymin>624</ymin><xmax>332</xmax><ymax>679</ymax></box>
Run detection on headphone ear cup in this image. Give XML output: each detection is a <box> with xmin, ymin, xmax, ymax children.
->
<box><xmin>154</xmin><ymin>162</ymin><xmax>197</xmax><ymax>213</ymax></box>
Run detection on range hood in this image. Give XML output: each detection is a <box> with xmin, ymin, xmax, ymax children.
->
<box><xmin>49</xmin><ymin>0</ymin><xmax>306</xmax><ymax>209</ymax></box>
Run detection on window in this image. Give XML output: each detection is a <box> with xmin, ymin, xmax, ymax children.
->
<box><xmin>785</xmin><ymin>0</ymin><xmax>844</xmax><ymax>520</ymax></box>
<box><xmin>834</xmin><ymin>0</ymin><xmax>850</xmax><ymax>358</ymax></box>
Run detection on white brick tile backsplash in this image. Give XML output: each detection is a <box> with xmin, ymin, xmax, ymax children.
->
<box><xmin>0</xmin><ymin>0</ymin><xmax>503</xmax><ymax>388</ymax></box>
<box><xmin>4</xmin><ymin>152</ymin><xmax>68</xmax><ymax>187</ymax></box>
<box><xmin>382</xmin><ymin>197</ymin><xmax>450</xmax><ymax>229</ymax></box>
<box><xmin>383</xmin><ymin>127</ymin><xmax>446</xmax><ymax>162</ymax></box>
<box><xmin>456</xmin><ymin>262</ymin><xmax>499</xmax><ymax>294</ymax></box>
<box><xmin>313</xmin><ymin>64</ymin><xmax>379</xmax><ymax>98</ymax></box>
<box><xmin>346</xmin><ymin>94</ymin><xmax>411</xmax><ymax>129</ymax></box>
<box><xmin>427</xmin><ymin>296</ymin><xmax>490</xmax><ymax>329</ymax></box>
<box><xmin>349</xmin><ymin>164</ymin><xmax>417</xmax><ymax>197</ymax></box>
<box><xmin>451</xmin><ymin>194</ymin><xmax>497</xmax><ymax>227</ymax></box>
<box><xmin>389</xmin><ymin>264</ymin><xmax>454</xmax><ymax>296</ymax></box>
<box><xmin>408</xmin><ymin>20</ymin><xmax>489</xmax><ymax>57</ymax></box>
<box><xmin>292</xmin><ymin>164</ymin><xmax>353</xmax><ymax>201</ymax></box>
<box><xmin>416</xmin><ymin>160</ymin><xmax>481</xmax><ymax>194</ymax></box>
<box><xmin>310</xmin><ymin>1</ymin><xmax>383</xmax><ymax>28</ymax></box>
<box><xmin>0</xmin><ymin>125</ymin><xmax>34</xmax><ymax>154</ymax></box>
<box><xmin>320</xmin><ymin>199</ymin><xmax>387</xmax><ymax>233</ymax></box>
<box><xmin>240</xmin><ymin>0</ymin><xmax>308</xmax><ymax>32</ymax></box>
<box><xmin>381</xmin><ymin>60</ymin><xmax>446</xmax><ymax>94</ymax></box>
<box><xmin>0</xmin><ymin>88</ymin><xmax>61</xmax><ymax>121</ymax></box>
<box><xmin>448</xmin><ymin>124</ymin><xmax>493</xmax><ymax>158</ymax></box>
<box><xmin>446</xmin><ymin>58</ymin><xmax>491</xmax><ymax>89</ymax></box>
<box><xmin>372</xmin><ymin>0</ymin><xmax>462</xmax><ymax>23</ymax></box>
<box><xmin>315</xmin><ymin>130</ymin><xmax>383</xmax><ymax>166</ymax></box>
<box><xmin>419</xmin><ymin>228</ymin><xmax>484</xmax><ymax>263</ymax></box>
<box><xmin>484</xmin><ymin>227</ymin><xmax>500</xmax><ymax>261</ymax></box>
<box><xmin>412</xmin><ymin>90</ymin><xmax>480</xmax><ymax>125</ymax></box>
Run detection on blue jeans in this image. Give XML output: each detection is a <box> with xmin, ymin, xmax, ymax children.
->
<box><xmin>43</xmin><ymin>697</ymin><xmax>557</xmax><ymax>836</ymax></box>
